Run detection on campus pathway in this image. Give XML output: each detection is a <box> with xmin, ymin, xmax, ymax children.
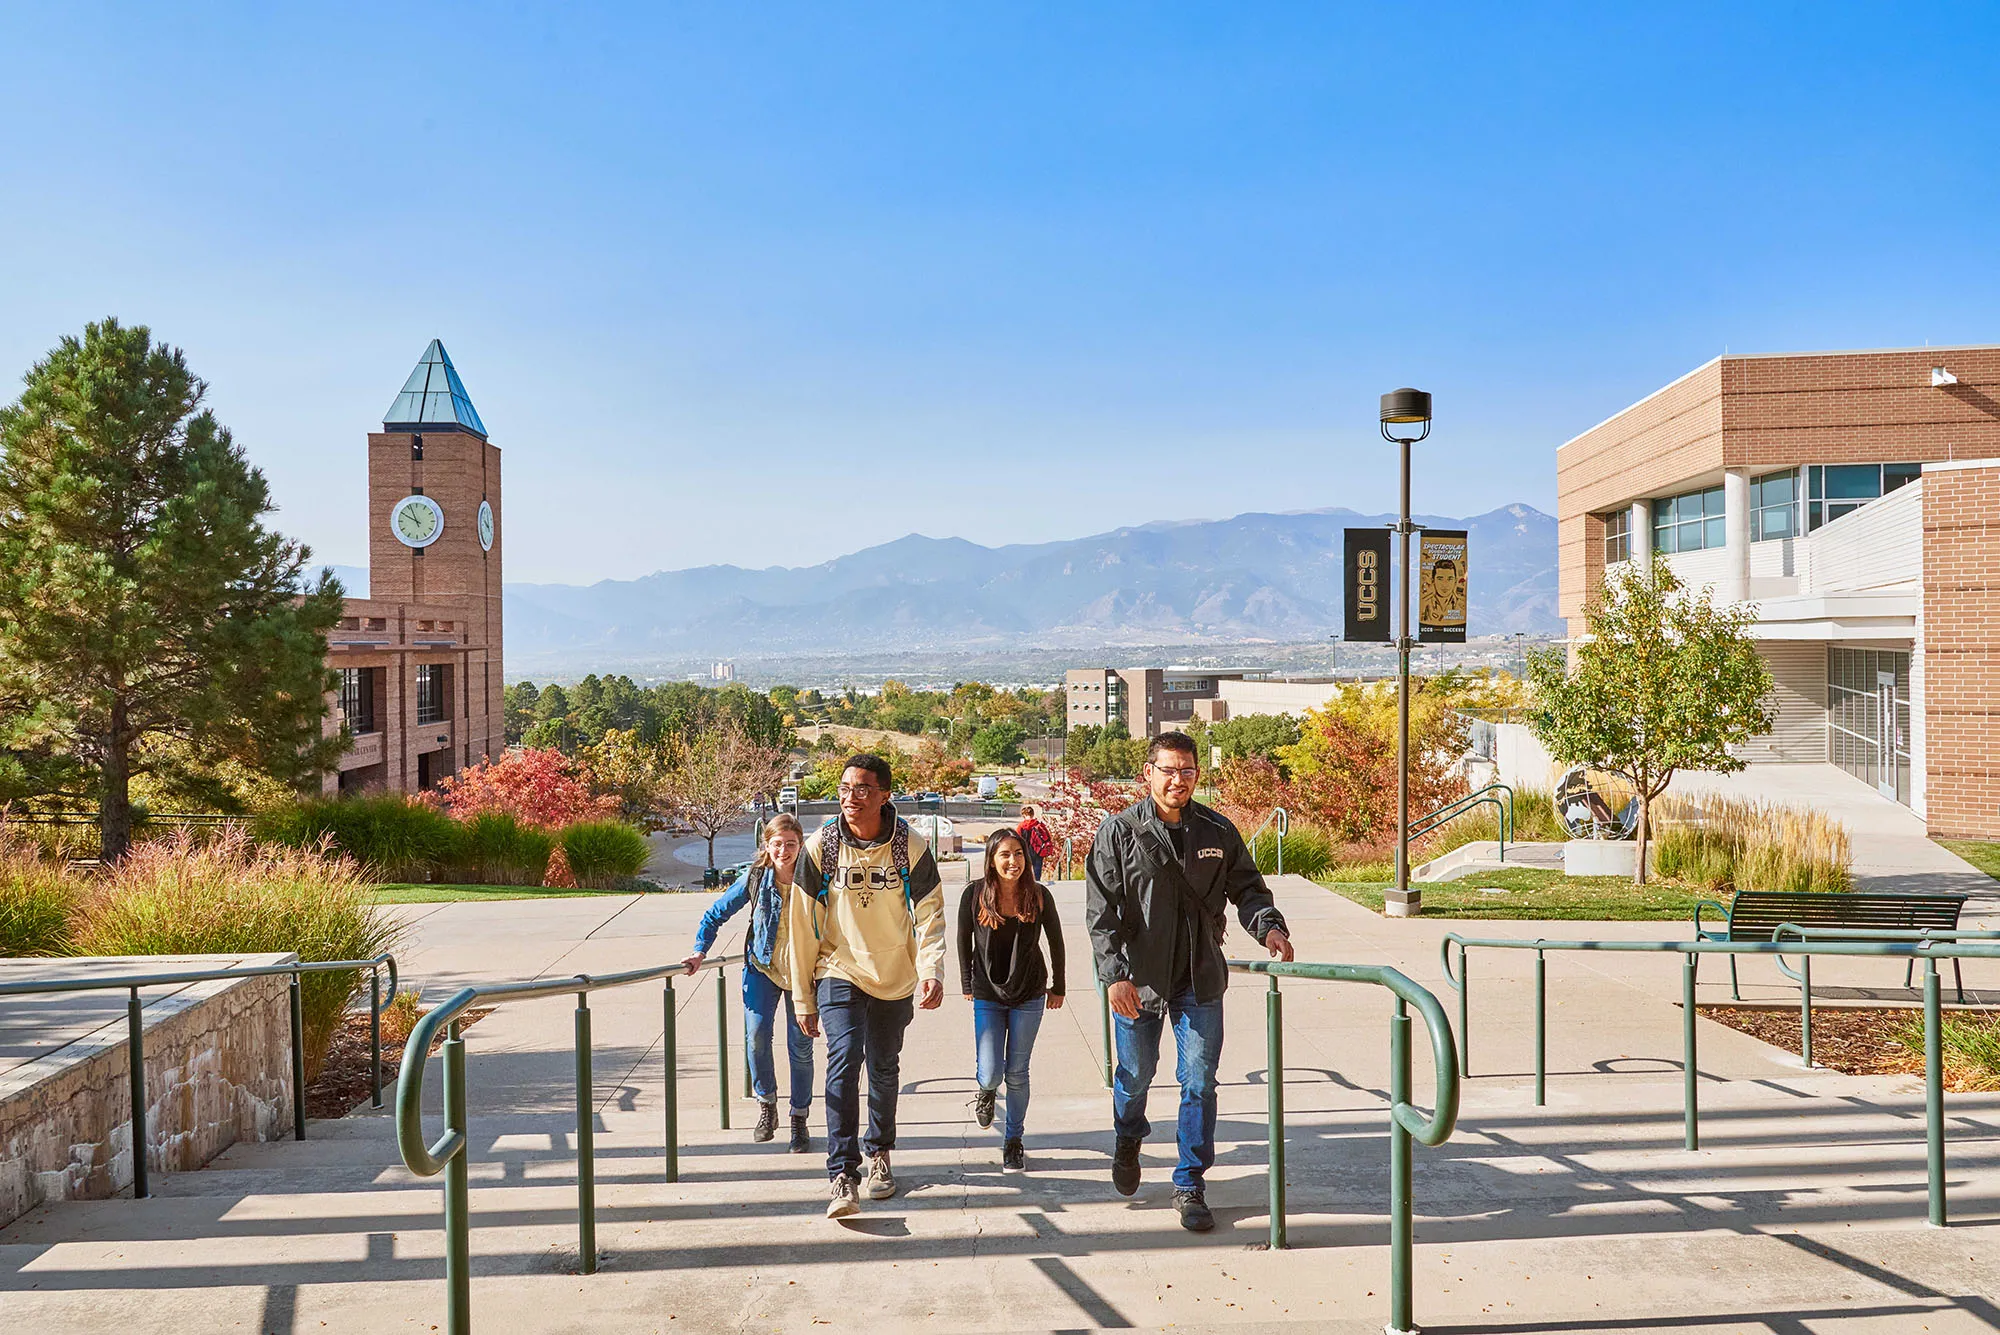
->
<box><xmin>3</xmin><ymin>874</ymin><xmax>1999</xmax><ymax>1333</ymax></box>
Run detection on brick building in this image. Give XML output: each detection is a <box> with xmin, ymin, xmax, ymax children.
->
<box><xmin>1556</xmin><ymin>345</ymin><xmax>2000</xmax><ymax>836</ymax></box>
<box><xmin>324</xmin><ymin>341</ymin><xmax>504</xmax><ymax>794</ymax></box>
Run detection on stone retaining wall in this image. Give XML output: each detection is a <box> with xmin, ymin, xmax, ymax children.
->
<box><xmin>0</xmin><ymin>954</ymin><xmax>297</xmax><ymax>1226</ymax></box>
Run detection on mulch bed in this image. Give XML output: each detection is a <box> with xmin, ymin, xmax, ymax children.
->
<box><xmin>305</xmin><ymin>1007</ymin><xmax>491</xmax><ymax>1120</ymax></box>
<box><xmin>1702</xmin><ymin>1005</ymin><xmax>1995</xmax><ymax>1091</ymax></box>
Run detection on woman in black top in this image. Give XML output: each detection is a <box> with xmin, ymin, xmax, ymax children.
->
<box><xmin>958</xmin><ymin>827</ymin><xmax>1065</xmax><ymax>1172</ymax></box>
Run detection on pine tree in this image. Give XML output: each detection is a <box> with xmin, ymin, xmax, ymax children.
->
<box><xmin>0</xmin><ymin>319</ymin><xmax>345</xmax><ymax>859</ymax></box>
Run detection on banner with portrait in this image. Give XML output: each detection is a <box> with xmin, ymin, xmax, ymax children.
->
<box><xmin>1417</xmin><ymin>529</ymin><xmax>1468</xmax><ymax>644</ymax></box>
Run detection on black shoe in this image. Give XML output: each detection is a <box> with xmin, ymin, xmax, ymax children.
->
<box><xmin>1002</xmin><ymin>1139</ymin><xmax>1025</xmax><ymax>1173</ymax></box>
<box><xmin>789</xmin><ymin>1114</ymin><xmax>811</xmax><ymax>1154</ymax></box>
<box><xmin>1174</xmin><ymin>1187</ymin><xmax>1214</xmax><ymax>1232</ymax></box>
<box><xmin>972</xmin><ymin>1088</ymin><xmax>996</xmax><ymax>1129</ymax></box>
<box><xmin>1112</xmin><ymin>1135</ymin><xmax>1142</xmax><ymax>1196</ymax></box>
<box><xmin>753</xmin><ymin>1101</ymin><xmax>777</xmax><ymax>1143</ymax></box>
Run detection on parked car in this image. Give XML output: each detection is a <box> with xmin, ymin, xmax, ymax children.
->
<box><xmin>777</xmin><ymin>786</ymin><xmax>799</xmax><ymax>808</ymax></box>
<box><xmin>976</xmin><ymin>775</ymin><xmax>999</xmax><ymax>799</ymax></box>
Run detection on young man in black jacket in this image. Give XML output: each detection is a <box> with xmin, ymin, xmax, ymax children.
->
<box><xmin>1084</xmin><ymin>731</ymin><xmax>1293</xmax><ymax>1232</ymax></box>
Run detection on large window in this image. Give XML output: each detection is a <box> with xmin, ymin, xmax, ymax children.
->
<box><xmin>1652</xmin><ymin>485</ymin><xmax>1725</xmax><ymax>553</ymax></box>
<box><xmin>1750</xmin><ymin>468</ymin><xmax>1799</xmax><ymax>541</ymax></box>
<box><xmin>416</xmin><ymin>663</ymin><xmax>450</xmax><ymax>726</ymax></box>
<box><xmin>1828</xmin><ymin>647</ymin><xmax>1910</xmax><ymax>805</ymax></box>
<box><xmin>337</xmin><ymin>667</ymin><xmax>377</xmax><ymax>734</ymax></box>
<box><xmin>1806</xmin><ymin>463</ymin><xmax>1922</xmax><ymax>531</ymax></box>
<box><xmin>1602</xmin><ymin>509</ymin><xmax>1631</xmax><ymax>564</ymax></box>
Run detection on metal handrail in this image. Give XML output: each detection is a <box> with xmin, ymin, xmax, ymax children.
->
<box><xmin>1226</xmin><ymin>957</ymin><xmax>1458</xmax><ymax>1335</ymax></box>
<box><xmin>1409</xmin><ymin>782</ymin><xmax>1513</xmax><ymax>862</ymax></box>
<box><xmin>395</xmin><ymin>950</ymin><xmax>746</xmax><ymax>1335</ymax></box>
<box><xmin>1247</xmin><ymin>806</ymin><xmax>1290</xmax><ymax>876</ymax></box>
<box><xmin>0</xmin><ymin>952</ymin><xmax>397</xmax><ymax>1199</ymax></box>
<box><xmin>1439</xmin><ymin>930</ymin><xmax>2000</xmax><ymax>1229</ymax></box>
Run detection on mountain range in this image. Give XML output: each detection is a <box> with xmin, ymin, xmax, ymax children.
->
<box><xmin>337</xmin><ymin>502</ymin><xmax>1554</xmax><ymax>669</ymax></box>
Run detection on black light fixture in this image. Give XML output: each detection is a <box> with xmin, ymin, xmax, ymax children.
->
<box><xmin>1380</xmin><ymin>388</ymin><xmax>1433</xmax><ymax>438</ymax></box>
<box><xmin>1379</xmin><ymin>386</ymin><xmax>1433</xmax><ymax>917</ymax></box>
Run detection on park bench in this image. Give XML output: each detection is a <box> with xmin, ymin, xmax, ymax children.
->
<box><xmin>1693</xmin><ymin>888</ymin><xmax>1969</xmax><ymax>1002</ymax></box>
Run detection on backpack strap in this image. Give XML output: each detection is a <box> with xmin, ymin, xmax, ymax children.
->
<box><xmin>891</xmin><ymin>818</ymin><xmax>914</xmax><ymax>912</ymax></box>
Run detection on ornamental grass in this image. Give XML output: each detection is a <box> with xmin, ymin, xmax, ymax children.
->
<box><xmin>71</xmin><ymin>829</ymin><xmax>403</xmax><ymax>1081</ymax></box>
<box><xmin>0</xmin><ymin>833</ymin><xmax>81</xmax><ymax>956</ymax></box>
<box><xmin>1650</xmin><ymin>793</ymin><xmax>1851</xmax><ymax>894</ymax></box>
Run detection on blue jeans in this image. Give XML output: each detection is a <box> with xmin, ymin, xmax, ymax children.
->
<box><xmin>818</xmin><ymin>978</ymin><xmax>914</xmax><ymax>1182</ymax></box>
<box><xmin>973</xmin><ymin>996</ymin><xmax>1046</xmax><ymax>1141</ymax></box>
<box><xmin>742</xmin><ymin>964</ymin><xmax>813</xmax><ymax>1115</ymax></box>
<box><xmin>1112</xmin><ymin>989</ymin><xmax>1225</xmax><ymax>1190</ymax></box>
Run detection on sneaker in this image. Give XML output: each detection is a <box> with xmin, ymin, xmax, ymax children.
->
<box><xmin>972</xmin><ymin>1088</ymin><xmax>996</xmax><ymax>1129</ymax></box>
<box><xmin>1174</xmin><ymin>1187</ymin><xmax>1214</xmax><ymax>1232</ymax></box>
<box><xmin>753</xmin><ymin>1101</ymin><xmax>777</xmax><ymax>1143</ymax></box>
<box><xmin>789</xmin><ymin>1114</ymin><xmax>811</xmax><ymax>1154</ymax></box>
<box><xmin>1111</xmin><ymin>1135</ymin><xmax>1142</xmax><ymax>1196</ymax></box>
<box><xmin>1002</xmin><ymin>1139</ymin><xmax>1025</xmax><ymax>1173</ymax></box>
<box><xmin>826</xmin><ymin>1174</ymin><xmax>860</xmax><ymax>1219</ymax></box>
<box><xmin>865</xmin><ymin>1150</ymin><xmax>897</xmax><ymax>1200</ymax></box>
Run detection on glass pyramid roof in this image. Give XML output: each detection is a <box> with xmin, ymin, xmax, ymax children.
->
<box><xmin>383</xmin><ymin>339</ymin><xmax>488</xmax><ymax>439</ymax></box>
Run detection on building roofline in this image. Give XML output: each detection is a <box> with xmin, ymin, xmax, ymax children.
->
<box><xmin>1556</xmin><ymin>342</ymin><xmax>2000</xmax><ymax>455</ymax></box>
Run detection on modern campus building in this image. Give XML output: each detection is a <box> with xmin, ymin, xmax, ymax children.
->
<box><xmin>1064</xmin><ymin>668</ymin><xmax>1240</xmax><ymax>737</ymax></box>
<box><xmin>1557</xmin><ymin>345</ymin><xmax>2000</xmax><ymax>837</ymax></box>
<box><xmin>322</xmin><ymin>341</ymin><xmax>505</xmax><ymax>794</ymax></box>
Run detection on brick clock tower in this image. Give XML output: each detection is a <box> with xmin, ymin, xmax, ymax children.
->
<box><xmin>325</xmin><ymin>341</ymin><xmax>504</xmax><ymax>794</ymax></box>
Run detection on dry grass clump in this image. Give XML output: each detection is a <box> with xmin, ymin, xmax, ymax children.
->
<box><xmin>1651</xmin><ymin>793</ymin><xmax>1851</xmax><ymax>893</ymax></box>
<box><xmin>1889</xmin><ymin>1011</ymin><xmax>2000</xmax><ymax>1091</ymax></box>
<box><xmin>0</xmin><ymin>830</ymin><xmax>82</xmax><ymax>956</ymax></box>
<box><xmin>71</xmin><ymin>829</ymin><xmax>404</xmax><ymax>1080</ymax></box>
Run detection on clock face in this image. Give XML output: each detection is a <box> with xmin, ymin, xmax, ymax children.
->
<box><xmin>391</xmin><ymin>494</ymin><xmax>444</xmax><ymax>549</ymax></box>
<box><xmin>478</xmin><ymin>500</ymin><xmax>494</xmax><ymax>552</ymax></box>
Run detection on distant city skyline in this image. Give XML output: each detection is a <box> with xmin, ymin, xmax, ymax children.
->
<box><xmin>5</xmin><ymin>4</ymin><xmax>1999</xmax><ymax>583</ymax></box>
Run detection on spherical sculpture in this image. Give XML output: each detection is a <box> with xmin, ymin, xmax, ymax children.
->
<box><xmin>1553</xmin><ymin>765</ymin><xmax>1640</xmax><ymax>840</ymax></box>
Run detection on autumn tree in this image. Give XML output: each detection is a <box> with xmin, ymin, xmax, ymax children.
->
<box><xmin>661</xmin><ymin>718</ymin><xmax>786</xmax><ymax>870</ymax></box>
<box><xmin>0</xmin><ymin>320</ymin><xmax>344</xmax><ymax>858</ymax></box>
<box><xmin>902</xmin><ymin>738</ymin><xmax>974</xmax><ymax>794</ymax></box>
<box><xmin>1037</xmin><ymin>768</ymin><xmax>1141</xmax><ymax>875</ymax></box>
<box><xmin>423</xmin><ymin>746</ymin><xmax>618</xmax><ymax>829</ymax></box>
<box><xmin>1526</xmin><ymin>562</ymin><xmax>1773</xmax><ymax>883</ymax></box>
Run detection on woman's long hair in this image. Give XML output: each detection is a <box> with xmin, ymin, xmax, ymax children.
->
<box><xmin>751</xmin><ymin>812</ymin><xmax>805</xmax><ymax>877</ymax></box>
<box><xmin>977</xmin><ymin>827</ymin><xmax>1039</xmax><ymax>929</ymax></box>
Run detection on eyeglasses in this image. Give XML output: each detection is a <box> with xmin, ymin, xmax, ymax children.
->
<box><xmin>1148</xmin><ymin>765</ymin><xmax>1199</xmax><ymax>781</ymax></box>
<box><xmin>837</xmin><ymin>784</ymin><xmax>882</xmax><ymax>798</ymax></box>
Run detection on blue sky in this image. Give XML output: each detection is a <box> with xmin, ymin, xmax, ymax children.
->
<box><xmin>4</xmin><ymin>4</ymin><xmax>1998</xmax><ymax>584</ymax></box>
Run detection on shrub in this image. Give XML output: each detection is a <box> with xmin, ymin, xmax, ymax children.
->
<box><xmin>1650</xmin><ymin>794</ymin><xmax>1850</xmax><ymax>893</ymax></box>
<box><xmin>424</xmin><ymin>747</ymin><xmax>618</xmax><ymax>829</ymax></box>
<box><xmin>1248</xmin><ymin>822</ymin><xmax>1335</xmax><ymax>879</ymax></box>
<box><xmin>1890</xmin><ymin>1011</ymin><xmax>2000</xmax><ymax>1092</ymax></box>
<box><xmin>253</xmin><ymin>795</ymin><xmax>461</xmax><ymax>883</ymax></box>
<box><xmin>560</xmin><ymin>821</ymin><xmax>650</xmax><ymax>888</ymax></box>
<box><xmin>543</xmin><ymin>844</ymin><xmax>578</xmax><ymax>889</ymax></box>
<box><xmin>1323</xmin><ymin>856</ymin><xmax>1397</xmax><ymax>882</ymax></box>
<box><xmin>0</xmin><ymin>840</ymin><xmax>79</xmax><ymax>956</ymax></box>
<box><xmin>445</xmin><ymin>811</ymin><xmax>553</xmax><ymax>886</ymax></box>
<box><xmin>71</xmin><ymin>830</ymin><xmax>402</xmax><ymax>1081</ymax></box>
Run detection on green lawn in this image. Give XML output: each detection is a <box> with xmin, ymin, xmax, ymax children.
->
<box><xmin>367</xmin><ymin>883</ymin><xmax>639</xmax><ymax>904</ymax></box>
<box><xmin>1941</xmin><ymin>840</ymin><xmax>2000</xmax><ymax>882</ymax></box>
<box><xmin>1320</xmin><ymin>866</ymin><xmax>1706</xmax><ymax>920</ymax></box>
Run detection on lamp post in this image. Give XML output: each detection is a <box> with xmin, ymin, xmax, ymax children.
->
<box><xmin>1381</xmin><ymin>388</ymin><xmax>1433</xmax><ymax>918</ymax></box>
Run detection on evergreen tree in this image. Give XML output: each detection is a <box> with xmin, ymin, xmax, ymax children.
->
<box><xmin>0</xmin><ymin>319</ymin><xmax>344</xmax><ymax>858</ymax></box>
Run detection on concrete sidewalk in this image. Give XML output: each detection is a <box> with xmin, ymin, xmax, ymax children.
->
<box><xmin>3</xmin><ymin>876</ymin><xmax>1999</xmax><ymax>1333</ymax></box>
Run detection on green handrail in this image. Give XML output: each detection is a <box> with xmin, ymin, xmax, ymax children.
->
<box><xmin>1439</xmin><ymin>930</ymin><xmax>2000</xmax><ymax>1228</ymax></box>
<box><xmin>0</xmin><ymin>952</ymin><xmax>397</xmax><ymax>1199</ymax></box>
<box><xmin>1408</xmin><ymin>782</ymin><xmax>1513</xmax><ymax>862</ymax></box>
<box><xmin>1247</xmin><ymin>806</ymin><xmax>1290</xmax><ymax>876</ymax></box>
<box><xmin>1768</xmin><ymin>923</ymin><xmax>2000</xmax><ymax>1070</ymax></box>
<box><xmin>395</xmin><ymin>950</ymin><xmax>745</xmax><ymax>1335</ymax></box>
<box><xmin>1227</xmin><ymin>957</ymin><xmax>1458</xmax><ymax>1335</ymax></box>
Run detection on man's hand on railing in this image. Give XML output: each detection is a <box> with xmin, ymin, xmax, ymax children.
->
<box><xmin>1263</xmin><ymin>929</ymin><xmax>1294</xmax><ymax>963</ymax></box>
<box><xmin>680</xmin><ymin>952</ymin><xmax>705</xmax><ymax>977</ymax></box>
<box><xmin>1107</xmin><ymin>979</ymin><xmax>1141</xmax><ymax>1019</ymax></box>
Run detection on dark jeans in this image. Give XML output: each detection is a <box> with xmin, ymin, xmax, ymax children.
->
<box><xmin>1111</xmin><ymin>988</ymin><xmax>1225</xmax><ymax>1190</ymax></box>
<box><xmin>818</xmin><ymin>977</ymin><xmax>915</xmax><ymax>1182</ymax></box>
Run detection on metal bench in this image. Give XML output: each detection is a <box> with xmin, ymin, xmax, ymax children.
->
<box><xmin>1694</xmin><ymin>888</ymin><xmax>1969</xmax><ymax>1002</ymax></box>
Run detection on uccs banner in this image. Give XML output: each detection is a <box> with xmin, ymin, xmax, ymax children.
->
<box><xmin>1343</xmin><ymin>529</ymin><xmax>1391</xmax><ymax>642</ymax></box>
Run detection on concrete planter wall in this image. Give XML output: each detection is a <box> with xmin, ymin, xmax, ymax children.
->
<box><xmin>1562</xmin><ymin>839</ymin><xmax>1637</xmax><ymax>877</ymax></box>
<box><xmin>0</xmin><ymin>954</ymin><xmax>297</xmax><ymax>1227</ymax></box>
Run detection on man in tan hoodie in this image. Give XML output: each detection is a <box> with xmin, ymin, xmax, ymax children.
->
<box><xmin>790</xmin><ymin>753</ymin><xmax>947</xmax><ymax>1219</ymax></box>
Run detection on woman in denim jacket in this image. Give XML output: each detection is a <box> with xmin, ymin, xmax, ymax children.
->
<box><xmin>682</xmin><ymin>813</ymin><xmax>814</xmax><ymax>1150</ymax></box>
